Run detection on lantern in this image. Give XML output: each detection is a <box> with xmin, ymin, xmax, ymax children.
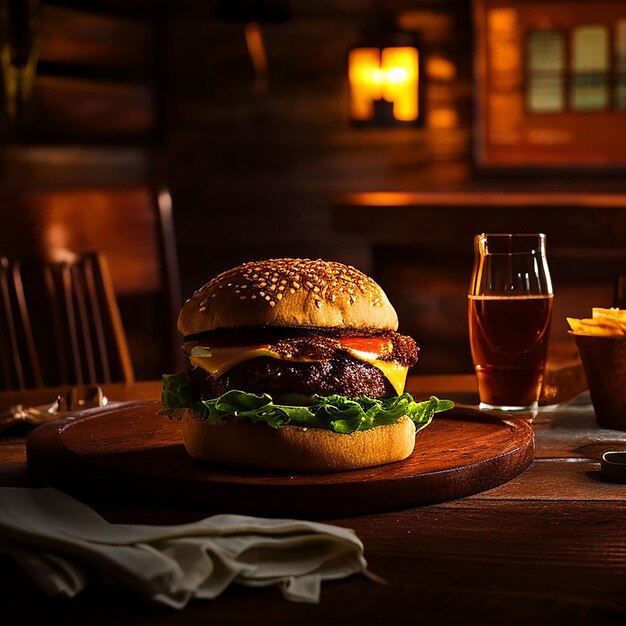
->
<box><xmin>348</xmin><ymin>28</ymin><xmax>423</xmax><ymax>127</ymax></box>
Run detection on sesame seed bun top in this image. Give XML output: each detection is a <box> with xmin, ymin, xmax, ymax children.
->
<box><xmin>177</xmin><ymin>258</ymin><xmax>399</xmax><ymax>336</ymax></box>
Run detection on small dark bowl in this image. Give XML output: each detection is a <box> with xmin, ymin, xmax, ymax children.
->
<box><xmin>600</xmin><ymin>451</ymin><xmax>626</xmax><ymax>483</ymax></box>
<box><xmin>574</xmin><ymin>334</ymin><xmax>626</xmax><ymax>430</ymax></box>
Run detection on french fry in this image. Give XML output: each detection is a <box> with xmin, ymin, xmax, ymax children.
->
<box><xmin>592</xmin><ymin>307</ymin><xmax>626</xmax><ymax>328</ymax></box>
<box><xmin>567</xmin><ymin>308</ymin><xmax>626</xmax><ymax>336</ymax></box>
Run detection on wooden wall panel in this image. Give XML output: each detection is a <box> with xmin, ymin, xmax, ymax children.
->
<box><xmin>39</xmin><ymin>5</ymin><xmax>154</xmax><ymax>69</ymax></box>
<box><xmin>23</xmin><ymin>76</ymin><xmax>154</xmax><ymax>140</ymax></box>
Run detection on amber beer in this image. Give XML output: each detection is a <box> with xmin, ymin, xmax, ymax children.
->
<box><xmin>468</xmin><ymin>294</ymin><xmax>553</xmax><ymax>409</ymax></box>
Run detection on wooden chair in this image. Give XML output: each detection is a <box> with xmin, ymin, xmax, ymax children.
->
<box><xmin>0</xmin><ymin>253</ymin><xmax>134</xmax><ymax>391</ymax></box>
<box><xmin>0</xmin><ymin>186</ymin><xmax>182</xmax><ymax>379</ymax></box>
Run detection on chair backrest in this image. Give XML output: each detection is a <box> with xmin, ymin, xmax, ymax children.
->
<box><xmin>0</xmin><ymin>258</ymin><xmax>43</xmax><ymax>390</ymax></box>
<box><xmin>0</xmin><ymin>186</ymin><xmax>182</xmax><ymax>378</ymax></box>
<box><xmin>0</xmin><ymin>253</ymin><xmax>134</xmax><ymax>390</ymax></box>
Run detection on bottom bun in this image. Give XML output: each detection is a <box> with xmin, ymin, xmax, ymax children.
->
<box><xmin>181</xmin><ymin>410</ymin><xmax>417</xmax><ymax>472</ymax></box>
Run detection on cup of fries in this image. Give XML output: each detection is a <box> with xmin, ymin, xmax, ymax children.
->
<box><xmin>567</xmin><ymin>308</ymin><xmax>626</xmax><ymax>430</ymax></box>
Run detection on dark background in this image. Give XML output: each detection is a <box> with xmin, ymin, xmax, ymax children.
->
<box><xmin>1</xmin><ymin>0</ymin><xmax>624</xmax><ymax>377</ymax></box>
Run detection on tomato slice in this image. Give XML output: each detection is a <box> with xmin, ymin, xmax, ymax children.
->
<box><xmin>339</xmin><ymin>337</ymin><xmax>391</xmax><ymax>355</ymax></box>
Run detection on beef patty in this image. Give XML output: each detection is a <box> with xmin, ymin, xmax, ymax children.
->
<box><xmin>189</xmin><ymin>355</ymin><xmax>394</xmax><ymax>400</ymax></box>
<box><xmin>185</xmin><ymin>328</ymin><xmax>419</xmax><ymax>400</ymax></box>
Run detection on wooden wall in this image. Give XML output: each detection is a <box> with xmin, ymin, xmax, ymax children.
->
<box><xmin>163</xmin><ymin>0</ymin><xmax>474</xmax><ymax>297</ymax></box>
<box><xmin>1</xmin><ymin>1</ymin><xmax>472</xmax><ymax>308</ymax></box>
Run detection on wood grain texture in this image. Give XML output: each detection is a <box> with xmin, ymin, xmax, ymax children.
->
<box><xmin>467</xmin><ymin>459</ymin><xmax>626</xmax><ymax>501</ymax></box>
<box><xmin>25</xmin><ymin>401</ymin><xmax>534</xmax><ymax>518</ymax></box>
<box><xmin>1</xmin><ymin>501</ymin><xmax>625</xmax><ymax>626</ymax></box>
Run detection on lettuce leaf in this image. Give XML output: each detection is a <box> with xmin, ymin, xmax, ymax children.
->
<box><xmin>160</xmin><ymin>371</ymin><xmax>454</xmax><ymax>435</ymax></box>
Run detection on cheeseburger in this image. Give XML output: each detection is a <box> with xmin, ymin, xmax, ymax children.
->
<box><xmin>161</xmin><ymin>258</ymin><xmax>452</xmax><ymax>471</ymax></box>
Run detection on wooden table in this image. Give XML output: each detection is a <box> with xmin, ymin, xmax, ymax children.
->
<box><xmin>1</xmin><ymin>374</ymin><xmax>625</xmax><ymax>625</ymax></box>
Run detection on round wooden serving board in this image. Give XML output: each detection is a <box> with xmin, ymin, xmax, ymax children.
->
<box><xmin>26</xmin><ymin>401</ymin><xmax>534</xmax><ymax>519</ymax></box>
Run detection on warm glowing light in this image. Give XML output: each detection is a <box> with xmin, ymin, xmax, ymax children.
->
<box><xmin>44</xmin><ymin>223</ymin><xmax>77</xmax><ymax>263</ymax></box>
<box><xmin>427</xmin><ymin>108</ymin><xmax>458</xmax><ymax>129</ymax></box>
<box><xmin>349</xmin><ymin>48</ymin><xmax>382</xmax><ymax>120</ymax></box>
<box><xmin>386</xmin><ymin>67</ymin><xmax>408</xmax><ymax>83</ymax></box>
<box><xmin>426</xmin><ymin>56</ymin><xmax>457</xmax><ymax>81</ymax></box>
<box><xmin>245</xmin><ymin>22</ymin><xmax>269</xmax><ymax>93</ymax></box>
<box><xmin>381</xmin><ymin>47</ymin><xmax>418</xmax><ymax>121</ymax></box>
<box><xmin>349</xmin><ymin>46</ymin><xmax>419</xmax><ymax>123</ymax></box>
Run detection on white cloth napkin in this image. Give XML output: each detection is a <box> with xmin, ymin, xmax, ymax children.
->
<box><xmin>0</xmin><ymin>487</ymin><xmax>368</xmax><ymax>608</ymax></box>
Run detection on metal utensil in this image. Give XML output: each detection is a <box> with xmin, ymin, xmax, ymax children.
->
<box><xmin>0</xmin><ymin>385</ymin><xmax>108</xmax><ymax>434</ymax></box>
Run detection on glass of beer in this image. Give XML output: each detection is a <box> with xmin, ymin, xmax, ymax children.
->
<box><xmin>468</xmin><ymin>233</ymin><xmax>553</xmax><ymax>411</ymax></box>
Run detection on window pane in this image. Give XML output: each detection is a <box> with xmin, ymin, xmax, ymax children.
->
<box><xmin>571</xmin><ymin>25</ymin><xmax>609</xmax><ymax>111</ymax></box>
<box><xmin>527</xmin><ymin>75</ymin><xmax>565</xmax><ymax>112</ymax></box>
<box><xmin>526</xmin><ymin>30</ymin><xmax>565</xmax><ymax>113</ymax></box>
<box><xmin>616</xmin><ymin>20</ymin><xmax>626</xmax><ymax>110</ymax></box>
<box><xmin>571</xmin><ymin>74</ymin><xmax>610</xmax><ymax>110</ymax></box>
<box><xmin>527</xmin><ymin>30</ymin><xmax>565</xmax><ymax>72</ymax></box>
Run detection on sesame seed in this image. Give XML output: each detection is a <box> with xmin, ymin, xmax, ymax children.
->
<box><xmin>198</xmin><ymin>259</ymin><xmax>382</xmax><ymax>313</ymax></box>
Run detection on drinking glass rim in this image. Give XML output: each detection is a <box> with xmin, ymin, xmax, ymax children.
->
<box><xmin>478</xmin><ymin>233</ymin><xmax>546</xmax><ymax>238</ymax></box>
<box><xmin>476</xmin><ymin>233</ymin><xmax>547</xmax><ymax>255</ymax></box>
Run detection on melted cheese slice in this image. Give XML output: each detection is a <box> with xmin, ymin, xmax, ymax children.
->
<box><xmin>189</xmin><ymin>344</ymin><xmax>409</xmax><ymax>395</ymax></box>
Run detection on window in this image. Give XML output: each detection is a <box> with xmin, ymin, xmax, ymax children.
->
<box><xmin>475</xmin><ymin>0</ymin><xmax>626</xmax><ymax>168</ymax></box>
<box><xmin>526</xmin><ymin>30</ymin><xmax>565</xmax><ymax>113</ymax></box>
<box><xmin>570</xmin><ymin>25</ymin><xmax>610</xmax><ymax>111</ymax></box>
